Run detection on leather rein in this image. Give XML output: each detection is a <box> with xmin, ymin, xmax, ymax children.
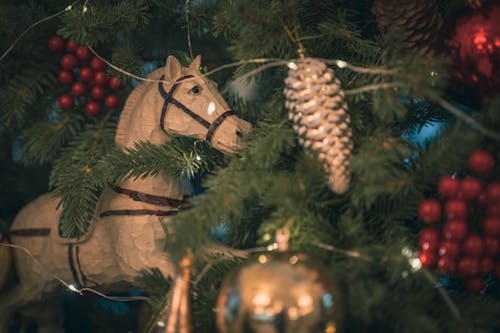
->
<box><xmin>158</xmin><ymin>74</ymin><xmax>235</xmax><ymax>143</ymax></box>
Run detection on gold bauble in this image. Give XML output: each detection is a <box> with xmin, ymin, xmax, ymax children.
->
<box><xmin>216</xmin><ymin>253</ymin><xmax>342</xmax><ymax>333</ymax></box>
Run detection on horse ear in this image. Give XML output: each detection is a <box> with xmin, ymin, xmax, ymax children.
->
<box><xmin>165</xmin><ymin>55</ymin><xmax>182</xmax><ymax>81</ymax></box>
<box><xmin>188</xmin><ymin>55</ymin><xmax>202</xmax><ymax>72</ymax></box>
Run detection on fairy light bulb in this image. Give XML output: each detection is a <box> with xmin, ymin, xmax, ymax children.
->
<box><xmin>335</xmin><ymin>60</ymin><xmax>347</xmax><ymax>68</ymax></box>
<box><xmin>287</xmin><ymin>62</ymin><xmax>298</xmax><ymax>70</ymax></box>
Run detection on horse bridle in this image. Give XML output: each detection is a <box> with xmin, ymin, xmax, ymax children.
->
<box><xmin>158</xmin><ymin>75</ymin><xmax>235</xmax><ymax>143</ymax></box>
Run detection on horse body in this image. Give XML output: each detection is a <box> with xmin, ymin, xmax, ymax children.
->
<box><xmin>0</xmin><ymin>55</ymin><xmax>251</xmax><ymax>332</ymax></box>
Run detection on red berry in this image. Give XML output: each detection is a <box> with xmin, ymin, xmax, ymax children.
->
<box><xmin>90</xmin><ymin>57</ymin><xmax>105</xmax><ymax>71</ymax></box>
<box><xmin>487</xmin><ymin>203</ymin><xmax>500</xmax><ymax>218</ymax></box>
<box><xmin>418</xmin><ymin>199</ymin><xmax>442</xmax><ymax>224</ymax></box>
<box><xmin>438</xmin><ymin>176</ymin><xmax>460</xmax><ymax>198</ymax></box>
<box><xmin>466</xmin><ymin>278</ymin><xmax>484</xmax><ymax>293</ymax></box>
<box><xmin>495</xmin><ymin>261</ymin><xmax>500</xmax><ymax>278</ymax></box>
<box><xmin>478</xmin><ymin>191</ymin><xmax>489</xmax><ymax>206</ymax></box>
<box><xmin>437</xmin><ymin>256</ymin><xmax>456</xmax><ymax>274</ymax></box>
<box><xmin>65</xmin><ymin>40</ymin><xmax>80</xmax><ymax>53</ymax></box>
<box><xmin>459</xmin><ymin>177</ymin><xmax>482</xmax><ymax>201</ymax></box>
<box><xmin>462</xmin><ymin>234</ymin><xmax>485</xmax><ymax>257</ymax></box>
<box><xmin>85</xmin><ymin>101</ymin><xmax>101</xmax><ymax>116</ymax></box>
<box><xmin>48</xmin><ymin>36</ymin><xmax>64</xmax><ymax>52</ymax></box>
<box><xmin>444</xmin><ymin>199</ymin><xmax>467</xmax><ymax>220</ymax></box>
<box><xmin>443</xmin><ymin>220</ymin><xmax>468</xmax><ymax>241</ymax></box>
<box><xmin>480</xmin><ymin>257</ymin><xmax>494</xmax><ymax>275</ymax></box>
<box><xmin>483</xmin><ymin>217</ymin><xmax>500</xmax><ymax>236</ymax></box>
<box><xmin>486</xmin><ymin>181</ymin><xmax>500</xmax><ymax>205</ymax></box>
<box><xmin>457</xmin><ymin>257</ymin><xmax>480</xmax><ymax>278</ymax></box>
<box><xmin>61</xmin><ymin>54</ymin><xmax>78</xmax><ymax>70</ymax></box>
<box><xmin>71</xmin><ymin>82</ymin><xmax>87</xmax><ymax>97</ymax></box>
<box><xmin>79</xmin><ymin>67</ymin><xmax>94</xmax><ymax>82</ymax></box>
<box><xmin>468</xmin><ymin>149</ymin><xmax>494</xmax><ymax>176</ymax></box>
<box><xmin>108</xmin><ymin>76</ymin><xmax>124</xmax><ymax>90</ymax></box>
<box><xmin>419</xmin><ymin>250</ymin><xmax>438</xmax><ymax>267</ymax></box>
<box><xmin>438</xmin><ymin>241</ymin><xmax>460</xmax><ymax>258</ymax></box>
<box><xmin>58</xmin><ymin>94</ymin><xmax>74</xmax><ymax>110</ymax></box>
<box><xmin>104</xmin><ymin>94</ymin><xmax>120</xmax><ymax>108</ymax></box>
<box><xmin>58</xmin><ymin>70</ymin><xmax>74</xmax><ymax>85</ymax></box>
<box><xmin>419</xmin><ymin>228</ymin><xmax>440</xmax><ymax>251</ymax></box>
<box><xmin>75</xmin><ymin>46</ymin><xmax>91</xmax><ymax>61</ymax></box>
<box><xmin>92</xmin><ymin>71</ymin><xmax>107</xmax><ymax>86</ymax></box>
<box><xmin>484</xmin><ymin>237</ymin><xmax>500</xmax><ymax>256</ymax></box>
<box><xmin>91</xmin><ymin>86</ymin><xmax>106</xmax><ymax>100</ymax></box>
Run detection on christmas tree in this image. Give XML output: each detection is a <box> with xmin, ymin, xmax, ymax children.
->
<box><xmin>1</xmin><ymin>0</ymin><xmax>500</xmax><ymax>332</ymax></box>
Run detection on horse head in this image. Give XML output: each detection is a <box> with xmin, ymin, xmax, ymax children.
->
<box><xmin>116</xmin><ymin>55</ymin><xmax>251</xmax><ymax>155</ymax></box>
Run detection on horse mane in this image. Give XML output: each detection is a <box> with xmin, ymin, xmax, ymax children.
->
<box><xmin>115</xmin><ymin>67</ymin><xmax>166</xmax><ymax>148</ymax></box>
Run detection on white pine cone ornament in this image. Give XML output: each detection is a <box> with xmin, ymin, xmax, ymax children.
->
<box><xmin>284</xmin><ymin>58</ymin><xmax>353</xmax><ymax>194</ymax></box>
<box><xmin>372</xmin><ymin>0</ymin><xmax>443</xmax><ymax>54</ymax></box>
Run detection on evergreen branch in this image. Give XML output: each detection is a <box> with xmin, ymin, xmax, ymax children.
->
<box><xmin>92</xmin><ymin>138</ymin><xmax>225</xmax><ymax>187</ymax></box>
<box><xmin>50</xmin><ymin>113</ymin><xmax>117</xmax><ymax>237</ymax></box>
<box><xmin>20</xmin><ymin>114</ymin><xmax>85</xmax><ymax>165</ymax></box>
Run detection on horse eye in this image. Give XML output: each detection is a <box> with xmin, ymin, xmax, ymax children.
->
<box><xmin>191</xmin><ymin>86</ymin><xmax>201</xmax><ymax>95</ymax></box>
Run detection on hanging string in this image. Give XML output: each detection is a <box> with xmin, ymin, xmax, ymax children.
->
<box><xmin>184</xmin><ymin>0</ymin><xmax>194</xmax><ymax>59</ymax></box>
<box><xmin>437</xmin><ymin>98</ymin><xmax>500</xmax><ymax>141</ymax></box>
<box><xmin>0</xmin><ymin>0</ymin><xmax>80</xmax><ymax>63</ymax></box>
<box><xmin>0</xmin><ymin>243</ymin><xmax>148</xmax><ymax>302</ymax></box>
<box><xmin>313</xmin><ymin>241</ymin><xmax>462</xmax><ymax>321</ymax></box>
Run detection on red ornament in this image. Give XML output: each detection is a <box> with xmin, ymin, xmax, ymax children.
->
<box><xmin>486</xmin><ymin>181</ymin><xmax>500</xmax><ymax>204</ymax></box>
<box><xmin>443</xmin><ymin>220</ymin><xmax>468</xmax><ymax>241</ymax></box>
<box><xmin>61</xmin><ymin>54</ymin><xmax>78</xmax><ymax>70</ymax></box>
<box><xmin>460</xmin><ymin>177</ymin><xmax>482</xmax><ymax>201</ymax></box>
<box><xmin>58</xmin><ymin>94</ymin><xmax>74</xmax><ymax>110</ymax></box>
<box><xmin>466</xmin><ymin>278</ymin><xmax>484</xmax><ymax>293</ymax></box>
<box><xmin>75</xmin><ymin>46</ymin><xmax>91</xmax><ymax>61</ymax></box>
<box><xmin>457</xmin><ymin>257</ymin><xmax>480</xmax><ymax>278</ymax></box>
<box><xmin>90</xmin><ymin>57</ymin><xmax>105</xmax><ymax>71</ymax></box>
<box><xmin>419</xmin><ymin>251</ymin><xmax>438</xmax><ymax>267</ymax></box>
<box><xmin>462</xmin><ymin>233</ymin><xmax>485</xmax><ymax>257</ymax></box>
<box><xmin>85</xmin><ymin>101</ymin><xmax>101</xmax><ymax>116</ymax></box>
<box><xmin>480</xmin><ymin>257</ymin><xmax>494</xmax><ymax>275</ymax></box>
<box><xmin>484</xmin><ymin>236</ymin><xmax>500</xmax><ymax>256</ymax></box>
<box><xmin>418</xmin><ymin>199</ymin><xmax>442</xmax><ymax>224</ymax></box>
<box><xmin>104</xmin><ymin>94</ymin><xmax>120</xmax><ymax>108</ymax></box>
<box><xmin>65</xmin><ymin>40</ymin><xmax>80</xmax><ymax>53</ymax></box>
<box><xmin>108</xmin><ymin>76</ymin><xmax>124</xmax><ymax>91</ymax></box>
<box><xmin>91</xmin><ymin>86</ymin><xmax>106</xmax><ymax>100</ymax></box>
<box><xmin>483</xmin><ymin>217</ymin><xmax>500</xmax><ymax>236</ymax></box>
<box><xmin>443</xmin><ymin>3</ymin><xmax>500</xmax><ymax>103</ymax></box>
<box><xmin>438</xmin><ymin>241</ymin><xmax>460</xmax><ymax>258</ymax></box>
<box><xmin>444</xmin><ymin>199</ymin><xmax>467</xmax><ymax>220</ymax></box>
<box><xmin>438</xmin><ymin>176</ymin><xmax>460</xmax><ymax>198</ymax></box>
<box><xmin>48</xmin><ymin>36</ymin><xmax>64</xmax><ymax>52</ymax></box>
<box><xmin>92</xmin><ymin>71</ymin><xmax>108</xmax><ymax>86</ymax></box>
<box><xmin>58</xmin><ymin>70</ymin><xmax>74</xmax><ymax>85</ymax></box>
<box><xmin>79</xmin><ymin>67</ymin><xmax>94</xmax><ymax>82</ymax></box>
<box><xmin>419</xmin><ymin>228</ymin><xmax>440</xmax><ymax>251</ymax></box>
<box><xmin>468</xmin><ymin>149</ymin><xmax>494</xmax><ymax>176</ymax></box>
<box><xmin>71</xmin><ymin>82</ymin><xmax>87</xmax><ymax>97</ymax></box>
<box><xmin>437</xmin><ymin>256</ymin><xmax>457</xmax><ymax>274</ymax></box>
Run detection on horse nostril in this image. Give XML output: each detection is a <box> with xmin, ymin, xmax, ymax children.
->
<box><xmin>236</xmin><ymin>130</ymin><xmax>243</xmax><ymax>138</ymax></box>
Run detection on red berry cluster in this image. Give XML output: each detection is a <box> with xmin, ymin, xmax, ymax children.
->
<box><xmin>48</xmin><ymin>36</ymin><xmax>124</xmax><ymax>116</ymax></box>
<box><xmin>418</xmin><ymin>149</ymin><xmax>500</xmax><ymax>293</ymax></box>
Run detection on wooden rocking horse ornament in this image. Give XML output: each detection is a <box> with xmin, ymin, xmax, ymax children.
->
<box><xmin>0</xmin><ymin>55</ymin><xmax>251</xmax><ymax>333</ymax></box>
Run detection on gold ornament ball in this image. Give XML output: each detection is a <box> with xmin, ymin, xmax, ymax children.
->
<box><xmin>215</xmin><ymin>253</ymin><xmax>342</xmax><ymax>333</ymax></box>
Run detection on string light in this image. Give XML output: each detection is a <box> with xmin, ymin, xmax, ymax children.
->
<box><xmin>0</xmin><ymin>243</ymin><xmax>148</xmax><ymax>302</ymax></box>
<box><xmin>0</xmin><ymin>0</ymin><xmax>80</xmax><ymax>63</ymax></box>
